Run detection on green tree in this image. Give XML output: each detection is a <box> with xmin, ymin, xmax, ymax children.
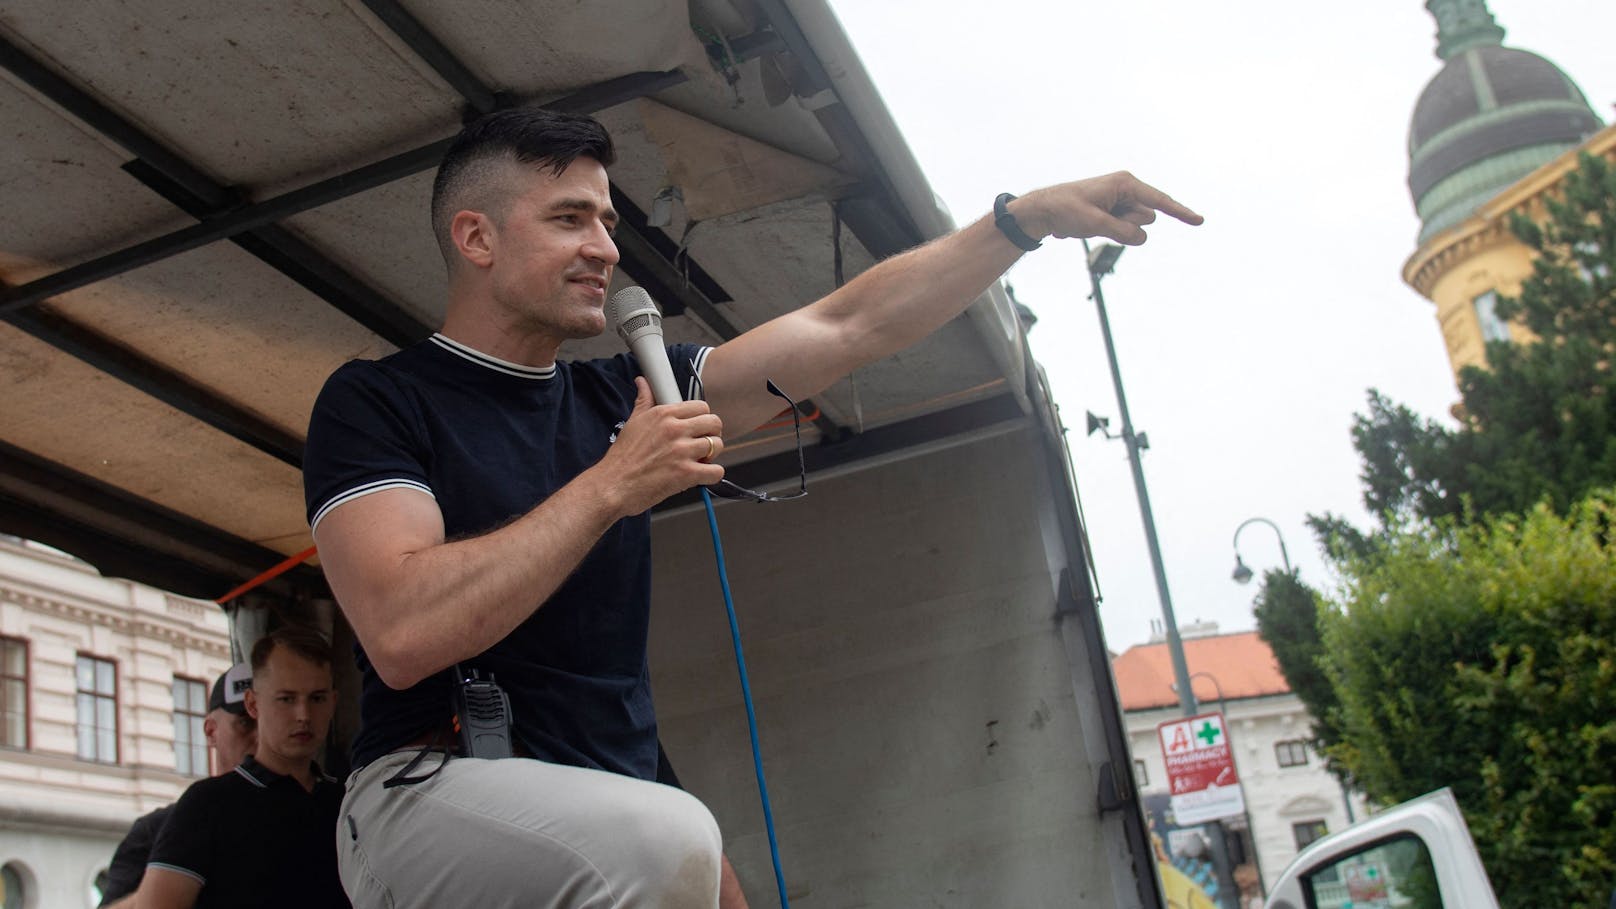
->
<box><xmin>1320</xmin><ymin>495</ymin><xmax>1616</xmax><ymax>907</ymax></box>
<box><xmin>1251</xmin><ymin>568</ymin><xmax>1343</xmax><ymax>759</ymax></box>
<box><xmin>1348</xmin><ymin>152</ymin><xmax>1616</xmax><ymax>527</ymax></box>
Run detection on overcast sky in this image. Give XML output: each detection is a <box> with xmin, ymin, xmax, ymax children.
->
<box><xmin>826</xmin><ymin>1</ymin><xmax>1616</xmax><ymax>651</ymax></box>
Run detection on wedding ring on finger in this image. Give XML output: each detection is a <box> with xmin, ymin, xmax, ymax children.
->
<box><xmin>701</xmin><ymin>435</ymin><xmax>718</xmax><ymax>462</ymax></box>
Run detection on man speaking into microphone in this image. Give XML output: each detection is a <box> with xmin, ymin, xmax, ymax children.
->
<box><xmin>303</xmin><ymin>106</ymin><xmax>1200</xmax><ymax>909</ymax></box>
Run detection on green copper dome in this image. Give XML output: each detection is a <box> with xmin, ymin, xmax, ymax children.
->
<box><xmin>1408</xmin><ymin>0</ymin><xmax>1602</xmax><ymax>244</ymax></box>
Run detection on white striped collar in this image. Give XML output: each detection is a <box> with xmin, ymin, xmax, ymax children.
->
<box><xmin>233</xmin><ymin>756</ymin><xmax>333</xmax><ymax>789</ymax></box>
<box><xmin>234</xmin><ymin>763</ymin><xmax>268</xmax><ymax>788</ymax></box>
<box><xmin>429</xmin><ymin>333</ymin><xmax>557</xmax><ymax>380</ymax></box>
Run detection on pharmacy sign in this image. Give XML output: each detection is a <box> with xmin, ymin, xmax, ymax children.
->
<box><xmin>1157</xmin><ymin>711</ymin><xmax>1245</xmax><ymax>825</ymax></box>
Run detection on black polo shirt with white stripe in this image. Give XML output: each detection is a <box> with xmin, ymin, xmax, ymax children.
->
<box><xmin>302</xmin><ymin>335</ymin><xmax>709</xmax><ymax>776</ymax></box>
<box><xmin>146</xmin><ymin>756</ymin><xmax>348</xmax><ymax>908</ymax></box>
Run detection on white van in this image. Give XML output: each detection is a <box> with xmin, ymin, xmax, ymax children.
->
<box><xmin>1264</xmin><ymin>789</ymin><xmax>1498</xmax><ymax>909</ymax></box>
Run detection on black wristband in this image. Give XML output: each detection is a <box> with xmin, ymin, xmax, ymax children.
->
<box><xmin>993</xmin><ymin>192</ymin><xmax>1042</xmax><ymax>252</ymax></box>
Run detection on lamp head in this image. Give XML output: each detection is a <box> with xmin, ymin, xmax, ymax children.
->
<box><xmin>1088</xmin><ymin>243</ymin><xmax>1125</xmax><ymax>277</ymax></box>
<box><xmin>1231</xmin><ymin>555</ymin><xmax>1254</xmax><ymax>585</ymax></box>
<box><xmin>1085</xmin><ymin>411</ymin><xmax>1111</xmax><ymax>437</ymax></box>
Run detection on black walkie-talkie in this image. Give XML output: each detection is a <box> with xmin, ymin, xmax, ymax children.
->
<box><xmin>452</xmin><ymin>668</ymin><xmax>513</xmax><ymax>760</ymax></box>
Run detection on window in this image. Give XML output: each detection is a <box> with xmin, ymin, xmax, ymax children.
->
<box><xmin>1133</xmin><ymin>759</ymin><xmax>1148</xmax><ymax>788</ymax></box>
<box><xmin>1473</xmin><ymin>291</ymin><xmax>1511</xmax><ymax>344</ymax></box>
<box><xmin>0</xmin><ymin>637</ymin><xmax>27</xmax><ymax>749</ymax></box>
<box><xmin>75</xmin><ymin>654</ymin><xmax>118</xmax><ymax>764</ymax></box>
<box><xmin>1276</xmin><ymin>739</ymin><xmax>1309</xmax><ymax>767</ymax></box>
<box><xmin>1302</xmin><ymin>834</ymin><xmax>1440</xmax><ymax>908</ymax></box>
<box><xmin>1293</xmin><ymin>819</ymin><xmax>1329</xmax><ymax>850</ymax></box>
<box><xmin>171</xmin><ymin>676</ymin><xmax>208</xmax><ymax>776</ymax></box>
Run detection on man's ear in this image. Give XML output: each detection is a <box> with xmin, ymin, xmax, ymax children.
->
<box><xmin>244</xmin><ymin>688</ymin><xmax>260</xmax><ymax>720</ymax></box>
<box><xmin>451</xmin><ymin>210</ymin><xmax>496</xmax><ymax>268</ymax></box>
<box><xmin>203</xmin><ymin>713</ymin><xmax>219</xmax><ymax>743</ymax></box>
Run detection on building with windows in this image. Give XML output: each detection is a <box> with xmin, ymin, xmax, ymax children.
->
<box><xmin>0</xmin><ymin>535</ymin><xmax>232</xmax><ymax>909</ymax></box>
<box><xmin>1401</xmin><ymin>0</ymin><xmax>1611</xmax><ymax>381</ymax></box>
<box><xmin>1113</xmin><ymin>628</ymin><xmax>1367</xmax><ymax>899</ymax></box>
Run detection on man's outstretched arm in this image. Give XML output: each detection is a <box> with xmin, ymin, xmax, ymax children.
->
<box><xmin>699</xmin><ymin>172</ymin><xmax>1201</xmax><ymax>435</ymax></box>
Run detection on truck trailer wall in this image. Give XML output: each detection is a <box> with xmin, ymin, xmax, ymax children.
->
<box><xmin>648</xmin><ymin>426</ymin><xmax>1140</xmax><ymax>907</ymax></box>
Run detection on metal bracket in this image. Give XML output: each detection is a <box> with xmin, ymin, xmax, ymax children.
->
<box><xmin>1096</xmin><ymin>760</ymin><xmax>1133</xmax><ymax>814</ymax></box>
<box><xmin>1054</xmin><ymin>567</ymin><xmax>1095</xmax><ymax>620</ymax></box>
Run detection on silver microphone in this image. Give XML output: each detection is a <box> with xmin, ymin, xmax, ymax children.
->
<box><xmin>606</xmin><ymin>286</ymin><xmax>682</xmax><ymax>405</ymax></box>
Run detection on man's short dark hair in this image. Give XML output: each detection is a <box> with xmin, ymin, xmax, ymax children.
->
<box><xmin>250</xmin><ymin>625</ymin><xmax>334</xmax><ymax>674</ymax></box>
<box><xmin>429</xmin><ymin>107</ymin><xmax>616</xmax><ymax>267</ymax></box>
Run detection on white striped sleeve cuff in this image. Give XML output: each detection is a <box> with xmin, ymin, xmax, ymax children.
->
<box><xmin>310</xmin><ymin>479</ymin><xmax>435</xmax><ymax>535</ymax></box>
<box><xmin>146</xmin><ymin>862</ymin><xmax>206</xmax><ymax>885</ymax></box>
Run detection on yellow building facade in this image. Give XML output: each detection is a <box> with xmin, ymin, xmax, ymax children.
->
<box><xmin>1399</xmin><ymin>0</ymin><xmax>1606</xmax><ymax>383</ymax></box>
<box><xmin>1405</xmin><ymin>125</ymin><xmax>1616</xmax><ymax>380</ymax></box>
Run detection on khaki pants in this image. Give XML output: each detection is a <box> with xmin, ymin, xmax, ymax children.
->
<box><xmin>337</xmin><ymin>749</ymin><xmax>722</xmax><ymax>908</ymax></box>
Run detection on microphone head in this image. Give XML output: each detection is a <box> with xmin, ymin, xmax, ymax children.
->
<box><xmin>607</xmin><ymin>286</ymin><xmax>662</xmax><ymax>344</ymax></box>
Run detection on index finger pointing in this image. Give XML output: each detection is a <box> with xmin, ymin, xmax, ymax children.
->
<box><xmin>1129</xmin><ymin>179</ymin><xmax>1204</xmax><ymax>226</ymax></box>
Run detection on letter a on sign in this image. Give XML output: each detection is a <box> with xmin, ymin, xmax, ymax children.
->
<box><xmin>1166</xmin><ymin>724</ymin><xmax>1191</xmax><ymax>754</ymax></box>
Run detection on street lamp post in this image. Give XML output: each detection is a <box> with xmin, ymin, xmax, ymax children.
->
<box><xmin>1083</xmin><ymin>239</ymin><xmax>1197</xmax><ymax>717</ymax></box>
<box><xmin>1185</xmin><ymin>670</ymin><xmax>1226</xmax><ymax>716</ymax></box>
<box><xmin>1232</xmin><ymin>517</ymin><xmax>1292</xmax><ymax>583</ymax></box>
<box><xmin>1177</xmin><ymin>670</ymin><xmax>1267</xmax><ymax>896</ymax></box>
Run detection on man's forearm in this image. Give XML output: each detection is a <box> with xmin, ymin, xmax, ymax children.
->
<box><xmin>317</xmin><ymin>465</ymin><xmax>627</xmax><ymax>689</ymax></box>
<box><xmin>817</xmin><ymin>212</ymin><xmax>1026</xmax><ymax>366</ymax></box>
<box><xmin>702</xmin><ymin>173</ymin><xmax>1200</xmax><ymax>435</ymax></box>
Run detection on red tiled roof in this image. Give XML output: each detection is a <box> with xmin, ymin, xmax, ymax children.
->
<box><xmin>1111</xmin><ymin>631</ymin><xmax>1289</xmax><ymax>711</ymax></box>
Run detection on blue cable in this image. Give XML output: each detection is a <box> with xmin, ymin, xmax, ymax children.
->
<box><xmin>700</xmin><ymin>487</ymin><xmax>790</xmax><ymax>909</ymax></box>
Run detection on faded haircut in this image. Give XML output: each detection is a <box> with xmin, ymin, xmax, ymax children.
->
<box><xmin>429</xmin><ymin>107</ymin><xmax>616</xmax><ymax>268</ymax></box>
<box><xmin>249</xmin><ymin>624</ymin><xmax>334</xmax><ymax>675</ymax></box>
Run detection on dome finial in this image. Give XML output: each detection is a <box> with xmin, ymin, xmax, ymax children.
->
<box><xmin>1426</xmin><ymin>0</ymin><xmax>1506</xmax><ymax>60</ymax></box>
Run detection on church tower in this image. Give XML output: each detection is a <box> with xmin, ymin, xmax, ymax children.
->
<box><xmin>1402</xmin><ymin>0</ymin><xmax>1608</xmax><ymax>381</ymax></box>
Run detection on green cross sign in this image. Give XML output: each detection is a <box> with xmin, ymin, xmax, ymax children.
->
<box><xmin>1196</xmin><ymin>720</ymin><xmax>1221</xmax><ymax>746</ymax></box>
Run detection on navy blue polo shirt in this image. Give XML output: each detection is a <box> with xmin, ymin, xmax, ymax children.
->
<box><xmin>146</xmin><ymin>757</ymin><xmax>347</xmax><ymax>908</ymax></box>
<box><xmin>303</xmin><ymin>334</ymin><xmax>709</xmax><ymax>777</ymax></box>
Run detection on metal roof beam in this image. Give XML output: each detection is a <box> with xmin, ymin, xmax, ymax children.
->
<box><xmin>0</xmin><ymin>36</ymin><xmax>433</xmax><ymax>345</ymax></box>
<box><xmin>0</xmin><ymin>59</ymin><xmax>767</xmax><ymax>317</ymax></box>
<box><xmin>657</xmin><ymin>392</ymin><xmax>1024</xmax><ymax>512</ymax></box>
<box><xmin>360</xmin><ymin>0</ymin><xmax>502</xmax><ymax>115</ymax></box>
<box><xmin>122</xmin><ymin>159</ymin><xmax>432</xmax><ymax>348</ymax></box>
<box><xmin>0</xmin><ymin>138</ymin><xmax>453</xmax><ymax>316</ymax></box>
<box><xmin>748</xmin><ymin>1</ymin><xmax>922</xmax><ymax>259</ymax></box>
<box><xmin>607</xmin><ymin>187</ymin><xmax>734</xmax><ymax>328</ymax></box>
<box><xmin>1</xmin><ymin>290</ymin><xmax>304</xmax><ymax>467</ymax></box>
<box><xmin>0</xmin><ymin>33</ymin><xmax>232</xmax><ymax>209</ymax></box>
<box><xmin>0</xmin><ymin>439</ymin><xmax>324</xmax><ymax>602</ymax></box>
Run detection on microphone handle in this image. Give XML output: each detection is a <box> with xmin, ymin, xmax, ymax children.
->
<box><xmin>628</xmin><ymin>334</ymin><xmax>684</xmax><ymax>405</ymax></box>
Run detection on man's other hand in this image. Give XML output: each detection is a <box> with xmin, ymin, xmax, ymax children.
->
<box><xmin>598</xmin><ymin>377</ymin><xmax>726</xmax><ymax>515</ymax></box>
